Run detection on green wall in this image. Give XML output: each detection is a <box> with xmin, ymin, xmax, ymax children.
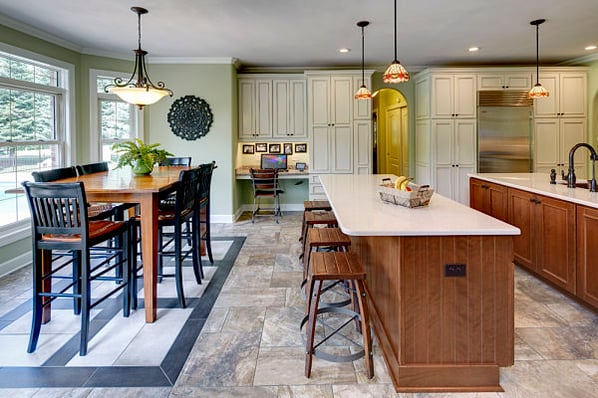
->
<box><xmin>587</xmin><ymin>59</ymin><xmax>598</xmax><ymax>147</ymax></box>
<box><xmin>144</xmin><ymin>63</ymin><xmax>237</xmax><ymax>219</ymax></box>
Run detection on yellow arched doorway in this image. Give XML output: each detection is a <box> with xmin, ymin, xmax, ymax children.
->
<box><xmin>372</xmin><ymin>88</ymin><xmax>408</xmax><ymax>176</ymax></box>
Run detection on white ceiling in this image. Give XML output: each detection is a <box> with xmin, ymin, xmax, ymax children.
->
<box><xmin>0</xmin><ymin>0</ymin><xmax>596</xmax><ymax>70</ymax></box>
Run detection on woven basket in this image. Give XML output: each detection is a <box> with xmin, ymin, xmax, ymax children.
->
<box><xmin>377</xmin><ymin>181</ymin><xmax>434</xmax><ymax>208</ymax></box>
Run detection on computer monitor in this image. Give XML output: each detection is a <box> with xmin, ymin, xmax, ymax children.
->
<box><xmin>261</xmin><ymin>153</ymin><xmax>287</xmax><ymax>170</ymax></box>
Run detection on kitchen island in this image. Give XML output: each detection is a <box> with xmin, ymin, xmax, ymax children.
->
<box><xmin>319</xmin><ymin>174</ymin><xmax>520</xmax><ymax>392</ymax></box>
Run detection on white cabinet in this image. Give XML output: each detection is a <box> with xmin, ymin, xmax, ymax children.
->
<box><xmin>533</xmin><ymin>71</ymin><xmax>587</xmax><ymax>118</ymax></box>
<box><xmin>432</xmin><ymin>119</ymin><xmax>476</xmax><ymax>204</ymax></box>
<box><xmin>477</xmin><ymin>72</ymin><xmax>532</xmax><ymax>90</ymax></box>
<box><xmin>430</xmin><ymin>74</ymin><xmax>476</xmax><ymax>118</ymax></box>
<box><xmin>307</xmin><ymin>71</ymin><xmax>372</xmax><ymax>199</ymax></box>
<box><xmin>272</xmin><ymin>79</ymin><xmax>307</xmax><ymax>138</ymax></box>
<box><xmin>238</xmin><ymin>75</ymin><xmax>306</xmax><ymax>140</ymax></box>
<box><xmin>238</xmin><ymin>78</ymin><xmax>272</xmax><ymax>139</ymax></box>
<box><xmin>534</xmin><ymin>118</ymin><xmax>587</xmax><ymax>178</ymax></box>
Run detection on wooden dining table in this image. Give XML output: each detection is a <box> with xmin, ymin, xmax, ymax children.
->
<box><xmin>55</xmin><ymin>165</ymin><xmax>190</xmax><ymax>323</ymax></box>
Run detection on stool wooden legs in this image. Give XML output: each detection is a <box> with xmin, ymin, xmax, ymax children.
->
<box><xmin>305</xmin><ymin>278</ymin><xmax>322</xmax><ymax>378</ymax></box>
<box><xmin>354</xmin><ymin>279</ymin><xmax>374</xmax><ymax>379</ymax></box>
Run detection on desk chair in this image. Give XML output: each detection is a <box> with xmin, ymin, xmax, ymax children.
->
<box><xmin>22</xmin><ymin>181</ymin><xmax>131</xmax><ymax>356</ymax></box>
<box><xmin>250</xmin><ymin>168</ymin><xmax>284</xmax><ymax>223</ymax></box>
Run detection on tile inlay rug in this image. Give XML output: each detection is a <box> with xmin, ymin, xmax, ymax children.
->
<box><xmin>0</xmin><ymin>237</ymin><xmax>245</xmax><ymax>388</ymax></box>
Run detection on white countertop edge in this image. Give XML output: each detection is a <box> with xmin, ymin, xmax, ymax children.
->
<box><xmin>320</xmin><ymin>174</ymin><xmax>520</xmax><ymax>237</ymax></box>
<box><xmin>469</xmin><ymin>173</ymin><xmax>598</xmax><ymax>209</ymax></box>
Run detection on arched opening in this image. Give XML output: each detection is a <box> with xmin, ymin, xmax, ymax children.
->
<box><xmin>372</xmin><ymin>88</ymin><xmax>408</xmax><ymax>176</ymax></box>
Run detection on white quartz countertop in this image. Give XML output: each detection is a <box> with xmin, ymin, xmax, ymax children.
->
<box><xmin>470</xmin><ymin>173</ymin><xmax>598</xmax><ymax>209</ymax></box>
<box><xmin>318</xmin><ymin>174</ymin><xmax>520</xmax><ymax>237</ymax></box>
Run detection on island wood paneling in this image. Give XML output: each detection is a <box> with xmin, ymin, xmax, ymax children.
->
<box><xmin>351</xmin><ymin>234</ymin><xmax>514</xmax><ymax>392</ymax></box>
<box><xmin>577</xmin><ymin>205</ymin><xmax>598</xmax><ymax>308</ymax></box>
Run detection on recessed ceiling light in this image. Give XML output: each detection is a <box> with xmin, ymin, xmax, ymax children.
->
<box><xmin>339</xmin><ymin>48</ymin><xmax>351</xmax><ymax>53</ymax></box>
<box><xmin>585</xmin><ymin>45</ymin><xmax>597</xmax><ymax>51</ymax></box>
<box><xmin>468</xmin><ymin>47</ymin><xmax>480</xmax><ymax>52</ymax></box>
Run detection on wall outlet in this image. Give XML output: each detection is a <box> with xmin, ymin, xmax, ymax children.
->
<box><xmin>445</xmin><ymin>263</ymin><xmax>466</xmax><ymax>277</ymax></box>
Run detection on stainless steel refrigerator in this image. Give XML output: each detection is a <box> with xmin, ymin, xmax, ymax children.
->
<box><xmin>477</xmin><ymin>91</ymin><xmax>533</xmax><ymax>173</ymax></box>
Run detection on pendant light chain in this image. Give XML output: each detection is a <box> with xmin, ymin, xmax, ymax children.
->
<box><xmin>355</xmin><ymin>21</ymin><xmax>372</xmax><ymax>100</ymax></box>
<box><xmin>394</xmin><ymin>0</ymin><xmax>397</xmax><ymax>61</ymax></box>
<box><xmin>535</xmin><ymin>22</ymin><xmax>539</xmax><ymax>85</ymax></box>
<box><xmin>383</xmin><ymin>0</ymin><xmax>409</xmax><ymax>83</ymax></box>
<box><xmin>528</xmin><ymin>18</ymin><xmax>549</xmax><ymax>99</ymax></box>
<box><xmin>361</xmin><ymin>23</ymin><xmax>365</xmax><ymax>83</ymax></box>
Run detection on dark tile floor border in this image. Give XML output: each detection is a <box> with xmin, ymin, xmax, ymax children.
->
<box><xmin>0</xmin><ymin>236</ymin><xmax>245</xmax><ymax>388</ymax></box>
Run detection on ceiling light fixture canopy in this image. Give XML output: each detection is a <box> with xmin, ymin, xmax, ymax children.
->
<box><xmin>104</xmin><ymin>6</ymin><xmax>173</xmax><ymax>109</ymax></box>
<box><xmin>383</xmin><ymin>0</ymin><xmax>409</xmax><ymax>84</ymax></box>
<box><xmin>528</xmin><ymin>18</ymin><xmax>549</xmax><ymax>99</ymax></box>
<box><xmin>355</xmin><ymin>21</ymin><xmax>372</xmax><ymax>100</ymax></box>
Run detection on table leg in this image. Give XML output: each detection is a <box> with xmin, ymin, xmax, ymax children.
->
<box><xmin>139</xmin><ymin>194</ymin><xmax>158</xmax><ymax>322</ymax></box>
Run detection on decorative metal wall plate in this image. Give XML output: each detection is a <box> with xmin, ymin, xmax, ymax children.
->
<box><xmin>167</xmin><ymin>95</ymin><xmax>213</xmax><ymax>140</ymax></box>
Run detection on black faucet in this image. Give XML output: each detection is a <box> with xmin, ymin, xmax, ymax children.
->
<box><xmin>567</xmin><ymin>143</ymin><xmax>598</xmax><ymax>192</ymax></box>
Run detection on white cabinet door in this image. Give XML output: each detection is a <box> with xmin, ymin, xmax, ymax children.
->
<box><xmin>430</xmin><ymin>74</ymin><xmax>476</xmax><ymax>118</ymax></box>
<box><xmin>272</xmin><ymin>80</ymin><xmax>290</xmax><ymax>137</ymax></box>
<box><xmin>290</xmin><ymin>79</ymin><xmax>307</xmax><ymax>138</ymax></box>
<box><xmin>432</xmin><ymin>118</ymin><xmax>476</xmax><ymax>204</ymax></box>
<box><xmin>534</xmin><ymin>117</ymin><xmax>587</xmax><ymax>177</ymax></box>
<box><xmin>559</xmin><ymin>73</ymin><xmax>586</xmax><ymax>118</ymax></box>
<box><xmin>332</xmin><ymin>125</ymin><xmax>353</xmax><ymax>173</ymax></box>
<box><xmin>238</xmin><ymin>80</ymin><xmax>256</xmax><ymax>139</ymax></box>
<box><xmin>453</xmin><ymin>75</ymin><xmax>476</xmax><ymax>118</ymax></box>
<box><xmin>272</xmin><ymin>79</ymin><xmax>307</xmax><ymax>138</ymax></box>
<box><xmin>534</xmin><ymin>118</ymin><xmax>561</xmax><ymax>173</ymax></box>
<box><xmin>534</xmin><ymin>72</ymin><xmax>586</xmax><ymax>118</ymax></box>
<box><xmin>478</xmin><ymin>72</ymin><xmax>531</xmax><ymax>90</ymax></box>
<box><xmin>415</xmin><ymin>78</ymin><xmax>430</xmax><ymax>119</ymax></box>
<box><xmin>560</xmin><ymin>118</ymin><xmax>587</xmax><ymax>178</ymax></box>
<box><xmin>254</xmin><ymin>80</ymin><xmax>272</xmax><ymax>137</ymax></box>
<box><xmin>354</xmin><ymin>120</ymin><xmax>371</xmax><ymax>174</ymax></box>
<box><xmin>332</xmin><ymin>76</ymin><xmax>353</xmax><ymax>125</ymax></box>
<box><xmin>310</xmin><ymin>125</ymin><xmax>330</xmax><ymax>173</ymax></box>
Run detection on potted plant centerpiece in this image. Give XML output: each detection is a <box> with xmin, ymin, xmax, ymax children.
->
<box><xmin>112</xmin><ymin>138</ymin><xmax>173</xmax><ymax>175</ymax></box>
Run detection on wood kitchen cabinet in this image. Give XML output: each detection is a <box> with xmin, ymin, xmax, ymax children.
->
<box><xmin>507</xmin><ymin>187</ymin><xmax>576</xmax><ymax>293</ymax></box>
<box><xmin>238</xmin><ymin>78</ymin><xmax>272</xmax><ymax>139</ymax></box>
<box><xmin>415</xmin><ymin>72</ymin><xmax>477</xmax><ymax>119</ymax></box>
<box><xmin>576</xmin><ymin>205</ymin><xmax>598</xmax><ymax>308</ymax></box>
<box><xmin>272</xmin><ymin>78</ymin><xmax>307</xmax><ymax>138</ymax></box>
<box><xmin>469</xmin><ymin>177</ymin><xmax>508</xmax><ymax>222</ymax></box>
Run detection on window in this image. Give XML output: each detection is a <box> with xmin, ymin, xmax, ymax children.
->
<box><xmin>0</xmin><ymin>45</ymin><xmax>72</xmax><ymax>231</ymax></box>
<box><xmin>90</xmin><ymin>71</ymin><xmax>140</xmax><ymax>167</ymax></box>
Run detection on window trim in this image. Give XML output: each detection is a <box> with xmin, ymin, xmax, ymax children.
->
<box><xmin>89</xmin><ymin>69</ymin><xmax>143</xmax><ymax>162</ymax></box>
<box><xmin>0</xmin><ymin>42</ymin><xmax>75</xmax><ymax>239</ymax></box>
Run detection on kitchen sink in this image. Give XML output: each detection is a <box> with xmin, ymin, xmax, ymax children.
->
<box><xmin>558</xmin><ymin>181</ymin><xmax>591</xmax><ymax>189</ymax></box>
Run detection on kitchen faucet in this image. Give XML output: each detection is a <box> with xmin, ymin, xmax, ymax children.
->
<box><xmin>566</xmin><ymin>143</ymin><xmax>597</xmax><ymax>192</ymax></box>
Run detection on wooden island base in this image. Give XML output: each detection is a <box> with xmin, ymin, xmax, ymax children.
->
<box><xmin>351</xmin><ymin>234</ymin><xmax>514</xmax><ymax>392</ymax></box>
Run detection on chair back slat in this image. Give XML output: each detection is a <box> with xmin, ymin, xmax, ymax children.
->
<box><xmin>76</xmin><ymin>162</ymin><xmax>109</xmax><ymax>175</ymax></box>
<box><xmin>22</xmin><ymin>182</ymin><xmax>88</xmax><ymax>240</ymax></box>
<box><xmin>31</xmin><ymin>166</ymin><xmax>77</xmax><ymax>182</ymax></box>
<box><xmin>250</xmin><ymin>168</ymin><xmax>279</xmax><ymax>194</ymax></box>
<box><xmin>175</xmin><ymin>168</ymin><xmax>201</xmax><ymax>215</ymax></box>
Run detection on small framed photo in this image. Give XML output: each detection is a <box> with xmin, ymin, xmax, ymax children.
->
<box><xmin>242</xmin><ymin>144</ymin><xmax>255</xmax><ymax>154</ymax></box>
<box><xmin>255</xmin><ymin>142</ymin><xmax>268</xmax><ymax>152</ymax></box>
<box><xmin>269</xmin><ymin>143</ymin><xmax>281</xmax><ymax>153</ymax></box>
<box><xmin>294</xmin><ymin>143</ymin><xmax>307</xmax><ymax>153</ymax></box>
<box><xmin>283</xmin><ymin>143</ymin><xmax>293</xmax><ymax>155</ymax></box>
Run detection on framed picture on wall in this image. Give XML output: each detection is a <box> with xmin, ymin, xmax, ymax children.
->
<box><xmin>242</xmin><ymin>144</ymin><xmax>255</xmax><ymax>154</ymax></box>
<box><xmin>269</xmin><ymin>143</ymin><xmax>281</xmax><ymax>153</ymax></box>
<box><xmin>283</xmin><ymin>143</ymin><xmax>293</xmax><ymax>155</ymax></box>
<box><xmin>255</xmin><ymin>142</ymin><xmax>268</xmax><ymax>152</ymax></box>
<box><xmin>295</xmin><ymin>143</ymin><xmax>307</xmax><ymax>153</ymax></box>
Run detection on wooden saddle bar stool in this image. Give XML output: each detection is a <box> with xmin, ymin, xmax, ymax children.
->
<box><xmin>300</xmin><ymin>200</ymin><xmax>333</xmax><ymax>242</ymax></box>
<box><xmin>249</xmin><ymin>168</ymin><xmax>284</xmax><ymax>223</ymax></box>
<box><xmin>301</xmin><ymin>227</ymin><xmax>352</xmax><ymax>307</ymax></box>
<box><xmin>299</xmin><ymin>210</ymin><xmax>338</xmax><ymax>260</ymax></box>
<box><xmin>302</xmin><ymin>251</ymin><xmax>374</xmax><ymax>379</ymax></box>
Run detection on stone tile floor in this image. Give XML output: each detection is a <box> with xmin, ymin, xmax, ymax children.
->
<box><xmin>0</xmin><ymin>211</ymin><xmax>597</xmax><ymax>397</ymax></box>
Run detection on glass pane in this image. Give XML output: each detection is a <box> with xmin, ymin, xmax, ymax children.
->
<box><xmin>11</xmin><ymin>90</ymin><xmax>35</xmax><ymax>140</ymax></box>
<box><xmin>0</xmin><ymin>143</ymin><xmax>59</xmax><ymax>227</ymax></box>
<box><xmin>34</xmin><ymin>93</ymin><xmax>55</xmax><ymax>140</ymax></box>
<box><xmin>34</xmin><ymin>66</ymin><xmax>58</xmax><ymax>86</ymax></box>
<box><xmin>97</xmin><ymin>77</ymin><xmax>114</xmax><ymax>93</ymax></box>
<box><xmin>0</xmin><ymin>88</ymin><xmax>9</xmax><ymax>141</ymax></box>
<box><xmin>10</xmin><ymin>59</ymin><xmax>35</xmax><ymax>82</ymax></box>
<box><xmin>100</xmin><ymin>99</ymin><xmax>132</xmax><ymax>140</ymax></box>
<box><xmin>0</xmin><ymin>58</ymin><xmax>9</xmax><ymax>79</ymax></box>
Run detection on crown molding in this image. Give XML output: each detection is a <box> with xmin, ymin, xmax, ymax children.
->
<box><xmin>0</xmin><ymin>13</ymin><xmax>82</xmax><ymax>53</ymax></box>
<box><xmin>561</xmin><ymin>52</ymin><xmax>598</xmax><ymax>66</ymax></box>
<box><xmin>148</xmin><ymin>57</ymin><xmax>239</xmax><ymax>65</ymax></box>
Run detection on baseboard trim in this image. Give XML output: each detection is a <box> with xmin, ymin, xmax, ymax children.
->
<box><xmin>0</xmin><ymin>252</ymin><xmax>31</xmax><ymax>279</ymax></box>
